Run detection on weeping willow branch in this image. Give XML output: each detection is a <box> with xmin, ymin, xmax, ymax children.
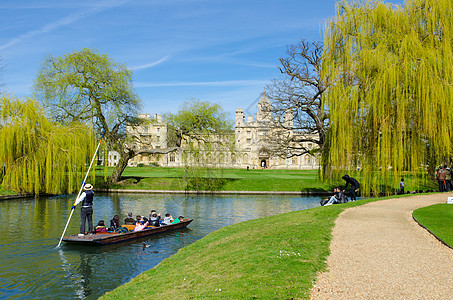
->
<box><xmin>321</xmin><ymin>0</ymin><xmax>453</xmax><ymax>196</ymax></box>
<box><xmin>0</xmin><ymin>95</ymin><xmax>96</xmax><ymax>194</ymax></box>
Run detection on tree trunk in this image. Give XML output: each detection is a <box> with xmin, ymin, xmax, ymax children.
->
<box><xmin>110</xmin><ymin>149</ymin><xmax>135</xmax><ymax>184</ymax></box>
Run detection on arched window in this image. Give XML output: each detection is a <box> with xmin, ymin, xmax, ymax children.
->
<box><xmin>243</xmin><ymin>153</ymin><xmax>249</xmax><ymax>164</ymax></box>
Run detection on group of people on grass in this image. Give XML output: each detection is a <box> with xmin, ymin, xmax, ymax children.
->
<box><xmin>72</xmin><ymin>182</ymin><xmax>184</xmax><ymax>236</ymax></box>
<box><xmin>321</xmin><ymin>174</ymin><xmax>360</xmax><ymax>206</ymax></box>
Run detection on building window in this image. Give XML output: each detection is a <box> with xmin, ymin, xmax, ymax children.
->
<box><xmin>246</xmin><ymin>138</ymin><xmax>251</xmax><ymax>145</ymax></box>
<box><xmin>247</xmin><ymin>131</ymin><xmax>251</xmax><ymax>138</ymax></box>
<box><xmin>170</xmin><ymin>153</ymin><xmax>175</xmax><ymax>162</ymax></box>
<box><xmin>144</xmin><ymin>126</ymin><xmax>148</xmax><ymax>133</ymax></box>
<box><xmin>292</xmin><ymin>157</ymin><xmax>297</xmax><ymax>165</ymax></box>
<box><xmin>243</xmin><ymin>153</ymin><xmax>249</xmax><ymax>164</ymax></box>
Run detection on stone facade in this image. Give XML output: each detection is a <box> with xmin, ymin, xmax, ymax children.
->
<box><xmin>126</xmin><ymin>95</ymin><xmax>319</xmax><ymax>169</ymax></box>
<box><xmin>234</xmin><ymin>94</ymin><xmax>319</xmax><ymax>169</ymax></box>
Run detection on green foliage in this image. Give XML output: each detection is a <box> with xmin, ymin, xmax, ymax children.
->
<box><xmin>165</xmin><ymin>100</ymin><xmax>234</xmax><ymax>190</ymax></box>
<box><xmin>0</xmin><ymin>95</ymin><xmax>96</xmax><ymax>194</ymax></box>
<box><xmin>413</xmin><ymin>203</ymin><xmax>453</xmax><ymax>247</ymax></box>
<box><xmin>33</xmin><ymin>48</ymin><xmax>143</xmax><ymax>183</ymax></box>
<box><xmin>322</xmin><ymin>0</ymin><xmax>453</xmax><ymax>196</ymax></box>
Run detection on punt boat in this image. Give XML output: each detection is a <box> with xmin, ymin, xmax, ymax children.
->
<box><xmin>61</xmin><ymin>218</ymin><xmax>193</xmax><ymax>245</ymax></box>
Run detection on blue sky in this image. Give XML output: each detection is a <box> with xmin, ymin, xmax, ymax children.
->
<box><xmin>0</xmin><ymin>0</ymin><xmax>404</xmax><ymax>116</ymax></box>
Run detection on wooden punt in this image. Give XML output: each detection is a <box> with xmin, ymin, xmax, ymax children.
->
<box><xmin>61</xmin><ymin>219</ymin><xmax>193</xmax><ymax>245</ymax></box>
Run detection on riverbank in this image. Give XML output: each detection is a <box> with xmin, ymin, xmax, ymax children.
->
<box><xmin>100</xmin><ymin>196</ymin><xmax>382</xmax><ymax>299</ymax></box>
<box><xmin>1</xmin><ymin>167</ymin><xmax>438</xmax><ymax>197</ymax></box>
<box><xmin>101</xmin><ymin>193</ymin><xmax>451</xmax><ymax>299</ymax></box>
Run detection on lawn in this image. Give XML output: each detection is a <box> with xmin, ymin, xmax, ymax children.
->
<box><xmin>100</xmin><ymin>197</ymin><xmax>381</xmax><ymax>299</ymax></box>
<box><xmin>413</xmin><ymin>203</ymin><xmax>453</xmax><ymax>247</ymax></box>
<box><xmin>95</xmin><ymin>166</ymin><xmax>437</xmax><ymax>193</ymax></box>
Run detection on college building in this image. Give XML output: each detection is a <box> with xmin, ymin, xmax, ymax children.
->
<box><xmin>122</xmin><ymin>94</ymin><xmax>319</xmax><ymax>169</ymax></box>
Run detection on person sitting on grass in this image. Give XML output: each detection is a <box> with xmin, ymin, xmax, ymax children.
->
<box><xmin>134</xmin><ymin>216</ymin><xmax>148</xmax><ymax>232</ymax></box>
<box><xmin>162</xmin><ymin>213</ymin><xmax>173</xmax><ymax>225</ymax></box>
<box><xmin>171</xmin><ymin>216</ymin><xmax>184</xmax><ymax>224</ymax></box>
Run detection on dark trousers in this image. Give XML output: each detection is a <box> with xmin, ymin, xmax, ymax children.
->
<box><xmin>80</xmin><ymin>206</ymin><xmax>93</xmax><ymax>234</ymax></box>
<box><xmin>349</xmin><ymin>188</ymin><xmax>357</xmax><ymax>201</ymax></box>
<box><xmin>438</xmin><ymin>180</ymin><xmax>446</xmax><ymax>192</ymax></box>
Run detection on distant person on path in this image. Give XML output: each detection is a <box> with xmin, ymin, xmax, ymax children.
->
<box><xmin>72</xmin><ymin>183</ymin><xmax>95</xmax><ymax>237</ymax></box>
<box><xmin>398</xmin><ymin>178</ymin><xmax>405</xmax><ymax>195</ymax></box>
<box><xmin>436</xmin><ymin>166</ymin><xmax>446</xmax><ymax>192</ymax></box>
<box><xmin>445</xmin><ymin>165</ymin><xmax>451</xmax><ymax>192</ymax></box>
<box><xmin>342</xmin><ymin>174</ymin><xmax>360</xmax><ymax>201</ymax></box>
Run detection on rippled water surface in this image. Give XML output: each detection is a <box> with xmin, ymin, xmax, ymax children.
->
<box><xmin>0</xmin><ymin>193</ymin><xmax>321</xmax><ymax>299</ymax></box>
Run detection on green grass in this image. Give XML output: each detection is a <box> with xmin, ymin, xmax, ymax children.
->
<box><xmin>0</xmin><ymin>187</ymin><xmax>17</xmax><ymax>196</ymax></box>
<box><xmin>413</xmin><ymin>203</ymin><xmax>453</xmax><ymax>247</ymax></box>
<box><xmin>94</xmin><ymin>166</ymin><xmax>437</xmax><ymax>193</ymax></box>
<box><xmin>100</xmin><ymin>197</ymin><xmax>382</xmax><ymax>300</ymax></box>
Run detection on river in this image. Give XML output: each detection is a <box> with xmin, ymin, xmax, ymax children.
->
<box><xmin>0</xmin><ymin>193</ymin><xmax>322</xmax><ymax>299</ymax></box>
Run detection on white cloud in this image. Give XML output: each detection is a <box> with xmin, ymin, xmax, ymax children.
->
<box><xmin>0</xmin><ymin>0</ymin><xmax>130</xmax><ymax>51</ymax></box>
<box><xmin>131</xmin><ymin>55</ymin><xmax>171</xmax><ymax>71</ymax></box>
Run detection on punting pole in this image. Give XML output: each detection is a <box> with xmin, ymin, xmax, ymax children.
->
<box><xmin>57</xmin><ymin>131</ymin><xmax>106</xmax><ymax>247</ymax></box>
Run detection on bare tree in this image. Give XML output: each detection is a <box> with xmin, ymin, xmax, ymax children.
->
<box><xmin>265</xmin><ymin>40</ymin><xmax>328</xmax><ymax>158</ymax></box>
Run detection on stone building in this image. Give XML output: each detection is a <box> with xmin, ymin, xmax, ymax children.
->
<box><xmin>234</xmin><ymin>94</ymin><xmax>318</xmax><ymax>169</ymax></box>
<box><xmin>126</xmin><ymin>95</ymin><xmax>319</xmax><ymax>169</ymax></box>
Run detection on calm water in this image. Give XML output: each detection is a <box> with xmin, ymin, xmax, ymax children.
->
<box><xmin>0</xmin><ymin>193</ymin><xmax>322</xmax><ymax>299</ymax></box>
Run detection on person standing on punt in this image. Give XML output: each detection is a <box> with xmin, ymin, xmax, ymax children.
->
<box><xmin>72</xmin><ymin>183</ymin><xmax>95</xmax><ymax>237</ymax></box>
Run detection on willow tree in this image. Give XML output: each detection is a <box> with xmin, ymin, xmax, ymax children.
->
<box><xmin>0</xmin><ymin>95</ymin><xmax>96</xmax><ymax>194</ymax></box>
<box><xmin>34</xmin><ymin>48</ymin><xmax>143</xmax><ymax>184</ymax></box>
<box><xmin>321</xmin><ymin>0</ymin><xmax>453</xmax><ymax>195</ymax></box>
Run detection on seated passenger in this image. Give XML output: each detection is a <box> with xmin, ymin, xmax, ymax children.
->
<box><xmin>171</xmin><ymin>216</ymin><xmax>184</xmax><ymax>224</ymax></box>
<box><xmin>109</xmin><ymin>215</ymin><xmax>120</xmax><ymax>231</ymax></box>
<box><xmin>124</xmin><ymin>212</ymin><xmax>135</xmax><ymax>225</ymax></box>
<box><xmin>134</xmin><ymin>216</ymin><xmax>149</xmax><ymax>232</ymax></box>
<box><xmin>162</xmin><ymin>213</ymin><xmax>173</xmax><ymax>225</ymax></box>
<box><xmin>95</xmin><ymin>220</ymin><xmax>108</xmax><ymax>233</ymax></box>
<box><xmin>149</xmin><ymin>210</ymin><xmax>160</xmax><ymax>227</ymax></box>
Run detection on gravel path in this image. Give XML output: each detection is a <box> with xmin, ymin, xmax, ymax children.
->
<box><xmin>310</xmin><ymin>194</ymin><xmax>453</xmax><ymax>299</ymax></box>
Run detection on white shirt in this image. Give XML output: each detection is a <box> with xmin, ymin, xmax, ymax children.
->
<box><xmin>74</xmin><ymin>192</ymin><xmax>88</xmax><ymax>206</ymax></box>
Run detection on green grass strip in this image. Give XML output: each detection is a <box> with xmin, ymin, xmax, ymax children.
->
<box><xmin>413</xmin><ymin>203</ymin><xmax>453</xmax><ymax>248</ymax></box>
<box><xmin>101</xmin><ymin>198</ymin><xmax>382</xmax><ymax>299</ymax></box>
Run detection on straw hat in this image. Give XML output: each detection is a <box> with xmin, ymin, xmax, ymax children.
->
<box><xmin>84</xmin><ymin>184</ymin><xmax>93</xmax><ymax>190</ymax></box>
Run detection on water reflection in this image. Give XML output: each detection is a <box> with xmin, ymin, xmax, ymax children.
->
<box><xmin>0</xmin><ymin>193</ymin><xmax>321</xmax><ymax>299</ymax></box>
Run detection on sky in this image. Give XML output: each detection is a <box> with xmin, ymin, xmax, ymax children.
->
<box><xmin>0</xmin><ymin>0</ymin><xmax>405</xmax><ymax>117</ymax></box>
